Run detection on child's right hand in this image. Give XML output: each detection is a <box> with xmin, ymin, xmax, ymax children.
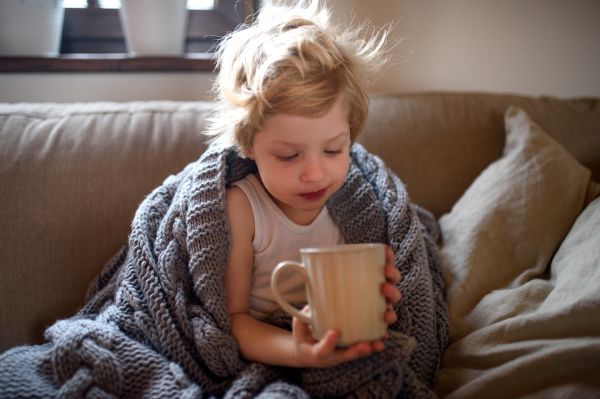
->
<box><xmin>291</xmin><ymin>306</ymin><xmax>385</xmax><ymax>368</ymax></box>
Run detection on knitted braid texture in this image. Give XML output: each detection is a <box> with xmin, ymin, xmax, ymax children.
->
<box><xmin>0</xmin><ymin>143</ymin><xmax>448</xmax><ymax>399</ymax></box>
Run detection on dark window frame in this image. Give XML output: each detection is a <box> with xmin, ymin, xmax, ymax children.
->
<box><xmin>60</xmin><ymin>0</ymin><xmax>251</xmax><ymax>54</ymax></box>
<box><xmin>0</xmin><ymin>0</ymin><xmax>256</xmax><ymax>73</ymax></box>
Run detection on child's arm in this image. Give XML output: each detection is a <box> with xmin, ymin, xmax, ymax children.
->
<box><xmin>224</xmin><ymin>186</ymin><xmax>401</xmax><ymax>368</ymax></box>
<box><xmin>224</xmin><ymin>186</ymin><xmax>382</xmax><ymax>368</ymax></box>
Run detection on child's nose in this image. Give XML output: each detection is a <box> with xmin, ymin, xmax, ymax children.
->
<box><xmin>300</xmin><ymin>157</ymin><xmax>326</xmax><ymax>183</ymax></box>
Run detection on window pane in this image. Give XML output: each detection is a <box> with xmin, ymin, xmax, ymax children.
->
<box><xmin>95</xmin><ymin>0</ymin><xmax>214</xmax><ymax>10</ymax></box>
<box><xmin>98</xmin><ymin>0</ymin><xmax>120</xmax><ymax>9</ymax></box>
<box><xmin>188</xmin><ymin>0</ymin><xmax>214</xmax><ymax>10</ymax></box>
<box><xmin>63</xmin><ymin>0</ymin><xmax>87</xmax><ymax>8</ymax></box>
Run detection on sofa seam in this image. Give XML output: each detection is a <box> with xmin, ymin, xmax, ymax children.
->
<box><xmin>0</xmin><ymin>109</ymin><xmax>211</xmax><ymax>120</ymax></box>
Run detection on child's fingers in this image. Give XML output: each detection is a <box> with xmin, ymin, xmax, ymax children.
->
<box><xmin>370</xmin><ymin>339</ymin><xmax>385</xmax><ymax>352</ymax></box>
<box><xmin>293</xmin><ymin>306</ymin><xmax>316</xmax><ymax>343</ymax></box>
<box><xmin>384</xmin><ymin>246</ymin><xmax>401</xmax><ymax>287</ymax></box>
<box><xmin>382</xmin><ymin>281</ymin><xmax>401</xmax><ymax>304</ymax></box>
<box><xmin>315</xmin><ymin>332</ymin><xmax>373</xmax><ymax>364</ymax></box>
<box><xmin>292</xmin><ymin>317</ymin><xmax>311</xmax><ymax>342</ymax></box>
<box><xmin>384</xmin><ymin>264</ymin><xmax>401</xmax><ymax>286</ymax></box>
<box><xmin>384</xmin><ymin>304</ymin><xmax>398</xmax><ymax>324</ymax></box>
<box><xmin>338</xmin><ymin>341</ymin><xmax>372</xmax><ymax>363</ymax></box>
<box><xmin>385</xmin><ymin>246</ymin><xmax>395</xmax><ymax>266</ymax></box>
<box><xmin>314</xmin><ymin>330</ymin><xmax>339</xmax><ymax>358</ymax></box>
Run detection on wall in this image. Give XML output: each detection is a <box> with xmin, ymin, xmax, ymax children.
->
<box><xmin>341</xmin><ymin>0</ymin><xmax>600</xmax><ymax>98</ymax></box>
<box><xmin>0</xmin><ymin>72</ymin><xmax>215</xmax><ymax>103</ymax></box>
<box><xmin>1</xmin><ymin>0</ymin><xmax>599</xmax><ymax>103</ymax></box>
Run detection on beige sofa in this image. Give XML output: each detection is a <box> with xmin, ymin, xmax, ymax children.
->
<box><xmin>1</xmin><ymin>93</ymin><xmax>599</xmax><ymax>398</ymax></box>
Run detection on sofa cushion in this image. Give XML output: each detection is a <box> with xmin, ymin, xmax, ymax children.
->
<box><xmin>433</xmin><ymin>106</ymin><xmax>600</xmax><ymax>398</ymax></box>
<box><xmin>0</xmin><ymin>101</ymin><xmax>211</xmax><ymax>353</ymax></box>
<box><xmin>361</xmin><ymin>93</ymin><xmax>600</xmax><ymax>218</ymax></box>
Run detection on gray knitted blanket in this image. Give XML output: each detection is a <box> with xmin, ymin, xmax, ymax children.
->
<box><xmin>0</xmin><ymin>143</ymin><xmax>448</xmax><ymax>398</ymax></box>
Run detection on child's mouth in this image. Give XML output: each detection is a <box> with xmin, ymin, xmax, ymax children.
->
<box><xmin>300</xmin><ymin>188</ymin><xmax>327</xmax><ymax>201</ymax></box>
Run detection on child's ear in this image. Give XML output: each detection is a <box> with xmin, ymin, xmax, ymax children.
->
<box><xmin>246</xmin><ymin>147</ymin><xmax>255</xmax><ymax>160</ymax></box>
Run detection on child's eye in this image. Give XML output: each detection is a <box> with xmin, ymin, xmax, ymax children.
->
<box><xmin>277</xmin><ymin>154</ymin><xmax>298</xmax><ymax>161</ymax></box>
<box><xmin>325</xmin><ymin>149</ymin><xmax>343</xmax><ymax>155</ymax></box>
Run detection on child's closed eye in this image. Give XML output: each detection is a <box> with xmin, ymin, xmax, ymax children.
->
<box><xmin>325</xmin><ymin>149</ymin><xmax>343</xmax><ymax>155</ymax></box>
<box><xmin>277</xmin><ymin>154</ymin><xmax>298</xmax><ymax>161</ymax></box>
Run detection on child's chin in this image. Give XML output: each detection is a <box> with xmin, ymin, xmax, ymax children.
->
<box><xmin>299</xmin><ymin>200</ymin><xmax>329</xmax><ymax>213</ymax></box>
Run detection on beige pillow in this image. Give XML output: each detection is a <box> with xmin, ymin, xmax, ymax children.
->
<box><xmin>436</xmin><ymin>198</ymin><xmax>600</xmax><ymax>398</ymax></box>
<box><xmin>434</xmin><ymin>106</ymin><xmax>599</xmax><ymax>398</ymax></box>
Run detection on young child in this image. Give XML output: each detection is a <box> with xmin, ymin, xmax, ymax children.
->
<box><xmin>206</xmin><ymin>1</ymin><xmax>402</xmax><ymax>368</ymax></box>
<box><xmin>0</xmin><ymin>4</ymin><xmax>447</xmax><ymax>397</ymax></box>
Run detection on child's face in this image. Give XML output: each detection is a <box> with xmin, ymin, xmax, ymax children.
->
<box><xmin>248</xmin><ymin>97</ymin><xmax>351</xmax><ymax>225</ymax></box>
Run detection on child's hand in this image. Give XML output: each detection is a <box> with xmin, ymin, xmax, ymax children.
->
<box><xmin>382</xmin><ymin>245</ymin><xmax>401</xmax><ymax>326</ymax></box>
<box><xmin>364</xmin><ymin>246</ymin><xmax>402</xmax><ymax>352</ymax></box>
<box><xmin>292</xmin><ymin>308</ymin><xmax>376</xmax><ymax>368</ymax></box>
<box><xmin>291</xmin><ymin>246</ymin><xmax>401</xmax><ymax>368</ymax></box>
<box><xmin>291</xmin><ymin>248</ymin><xmax>401</xmax><ymax>368</ymax></box>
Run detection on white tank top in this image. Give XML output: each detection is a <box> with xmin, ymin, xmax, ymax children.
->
<box><xmin>231</xmin><ymin>173</ymin><xmax>345</xmax><ymax>320</ymax></box>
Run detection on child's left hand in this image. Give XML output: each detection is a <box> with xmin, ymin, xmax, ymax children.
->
<box><xmin>368</xmin><ymin>245</ymin><xmax>401</xmax><ymax>351</ymax></box>
<box><xmin>382</xmin><ymin>245</ymin><xmax>401</xmax><ymax>325</ymax></box>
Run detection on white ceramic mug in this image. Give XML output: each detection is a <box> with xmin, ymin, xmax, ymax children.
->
<box><xmin>271</xmin><ymin>243</ymin><xmax>388</xmax><ymax>347</ymax></box>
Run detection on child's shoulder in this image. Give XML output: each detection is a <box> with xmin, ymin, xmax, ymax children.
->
<box><xmin>226</xmin><ymin>183</ymin><xmax>251</xmax><ymax>214</ymax></box>
<box><xmin>226</xmin><ymin>184</ymin><xmax>255</xmax><ymax>241</ymax></box>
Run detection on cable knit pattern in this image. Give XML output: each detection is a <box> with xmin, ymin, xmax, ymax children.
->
<box><xmin>0</xmin><ymin>143</ymin><xmax>448</xmax><ymax>398</ymax></box>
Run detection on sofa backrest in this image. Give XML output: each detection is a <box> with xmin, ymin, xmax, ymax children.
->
<box><xmin>0</xmin><ymin>102</ymin><xmax>210</xmax><ymax>352</ymax></box>
<box><xmin>1</xmin><ymin>93</ymin><xmax>599</xmax><ymax>353</ymax></box>
<box><xmin>361</xmin><ymin>93</ymin><xmax>600</xmax><ymax>217</ymax></box>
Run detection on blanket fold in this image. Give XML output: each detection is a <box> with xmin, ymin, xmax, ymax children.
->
<box><xmin>0</xmin><ymin>143</ymin><xmax>448</xmax><ymax>399</ymax></box>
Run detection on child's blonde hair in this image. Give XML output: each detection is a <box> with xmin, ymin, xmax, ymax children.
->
<box><xmin>205</xmin><ymin>0</ymin><xmax>393</xmax><ymax>157</ymax></box>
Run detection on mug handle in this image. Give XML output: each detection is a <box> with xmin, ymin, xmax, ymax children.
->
<box><xmin>271</xmin><ymin>261</ymin><xmax>313</xmax><ymax>326</ymax></box>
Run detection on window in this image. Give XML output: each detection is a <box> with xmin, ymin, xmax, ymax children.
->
<box><xmin>64</xmin><ymin>0</ymin><xmax>215</xmax><ymax>9</ymax></box>
<box><xmin>0</xmin><ymin>0</ymin><xmax>257</xmax><ymax>72</ymax></box>
<box><xmin>61</xmin><ymin>0</ymin><xmax>254</xmax><ymax>54</ymax></box>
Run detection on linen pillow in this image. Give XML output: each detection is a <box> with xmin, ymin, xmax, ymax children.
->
<box><xmin>434</xmin><ymin>106</ymin><xmax>599</xmax><ymax>398</ymax></box>
<box><xmin>436</xmin><ymin>198</ymin><xmax>600</xmax><ymax>399</ymax></box>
